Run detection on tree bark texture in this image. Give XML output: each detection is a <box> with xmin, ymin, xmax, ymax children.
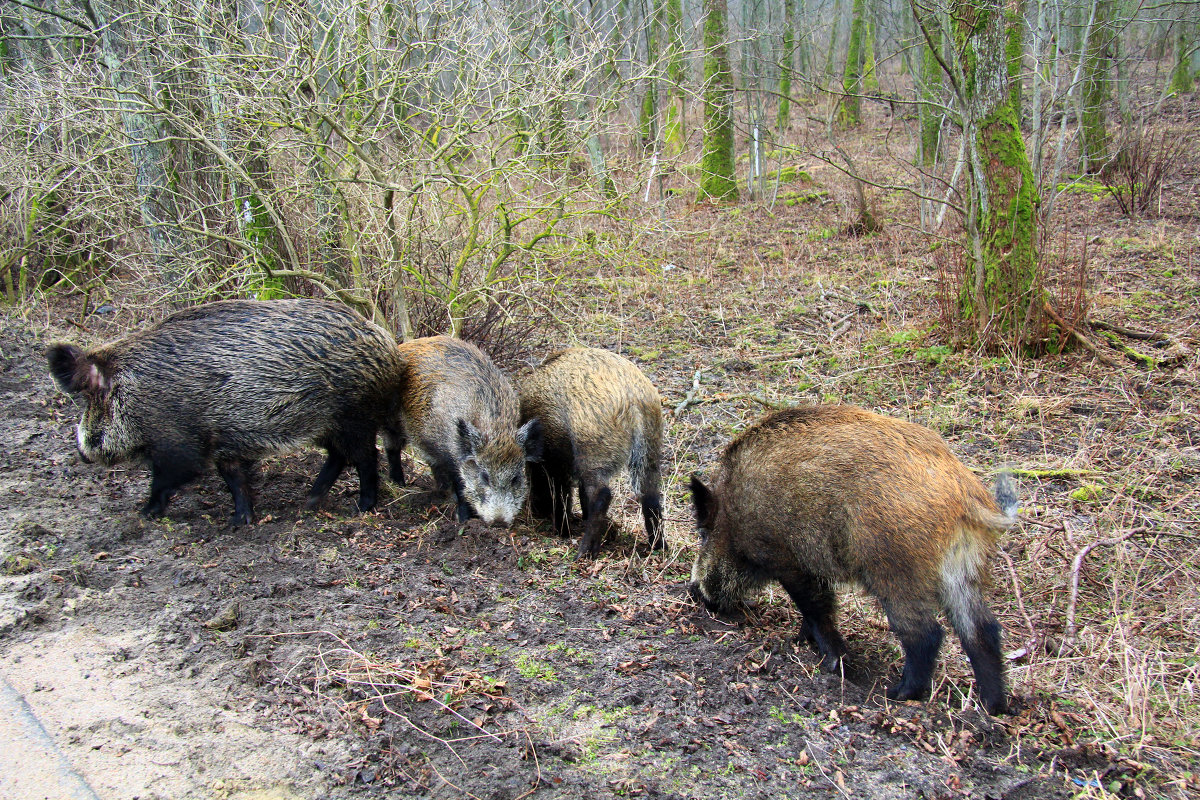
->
<box><xmin>699</xmin><ymin>0</ymin><xmax>738</xmax><ymax>201</ymax></box>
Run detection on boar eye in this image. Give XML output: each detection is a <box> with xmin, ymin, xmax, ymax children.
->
<box><xmin>479</xmin><ymin>470</ymin><xmax>490</xmax><ymax>486</ymax></box>
<box><xmin>511</xmin><ymin>475</ymin><xmax>522</xmax><ymax>489</ymax></box>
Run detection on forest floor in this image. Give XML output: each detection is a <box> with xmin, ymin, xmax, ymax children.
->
<box><xmin>2</xmin><ymin>101</ymin><xmax>1200</xmax><ymax>799</ymax></box>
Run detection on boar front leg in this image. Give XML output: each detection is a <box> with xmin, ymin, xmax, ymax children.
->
<box><xmin>216</xmin><ymin>458</ymin><xmax>256</xmax><ymax>525</ymax></box>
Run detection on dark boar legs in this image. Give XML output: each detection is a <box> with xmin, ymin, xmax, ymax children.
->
<box><xmin>426</xmin><ymin>462</ymin><xmax>474</xmax><ymax>523</ymax></box>
<box><xmin>383</xmin><ymin>427</ymin><xmax>406</xmax><ymax>485</ymax></box>
<box><xmin>881</xmin><ymin>599</ymin><xmax>945</xmax><ymax>704</ymax></box>
<box><xmin>577</xmin><ymin>482</ymin><xmax>612</xmax><ymax>558</ymax></box>
<box><xmin>949</xmin><ymin>598</ymin><xmax>1007</xmax><ymax>715</ymax></box>
<box><xmin>141</xmin><ymin>447</ymin><xmax>204</xmax><ymax>520</ymax></box>
<box><xmin>528</xmin><ymin>461</ymin><xmax>572</xmax><ymax>535</ymax></box>
<box><xmin>781</xmin><ymin>575</ymin><xmax>848</xmax><ymax>672</ymax></box>
<box><xmin>306</xmin><ymin>429</ymin><xmax>381</xmax><ymax>513</ymax></box>
<box><xmin>641</xmin><ymin>491</ymin><xmax>664</xmax><ymax>550</ymax></box>
<box><xmin>216</xmin><ymin>459</ymin><xmax>256</xmax><ymax>525</ymax></box>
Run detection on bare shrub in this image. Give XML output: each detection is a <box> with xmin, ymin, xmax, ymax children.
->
<box><xmin>1099</xmin><ymin>125</ymin><xmax>1188</xmax><ymax>217</ymax></box>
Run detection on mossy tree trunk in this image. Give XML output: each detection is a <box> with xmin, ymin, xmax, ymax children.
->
<box><xmin>778</xmin><ymin>0</ymin><xmax>795</xmax><ymax>131</ymax></box>
<box><xmin>863</xmin><ymin>19</ymin><xmax>879</xmax><ymax>93</ymax></box>
<box><xmin>1081</xmin><ymin>0</ymin><xmax>1113</xmax><ymax>172</ymax></box>
<box><xmin>839</xmin><ymin>0</ymin><xmax>866</xmax><ymax>125</ymax></box>
<box><xmin>640</xmin><ymin>0</ymin><xmax>660</xmax><ymax>151</ymax></box>
<box><xmin>1171</xmin><ymin>22</ymin><xmax>1195</xmax><ymax>94</ymax></box>
<box><xmin>919</xmin><ymin>20</ymin><xmax>942</xmax><ymax>166</ymax></box>
<box><xmin>824</xmin><ymin>0</ymin><xmax>845</xmax><ymax>80</ymax></box>
<box><xmin>699</xmin><ymin>0</ymin><xmax>738</xmax><ymax>202</ymax></box>
<box><xmin>951</xmin><ymin>0</ymin><xmax>1043</xmax><ymax>347</ymax></box>
<box><xmin>1006</xmin><ymin>0</ymin><xmax>1025</xmax><ymax>121</ymax></box>
<box><xmin>663</xmin><ymin>0</ymin><xmax>687</xmax><ymax>154</ymax></box>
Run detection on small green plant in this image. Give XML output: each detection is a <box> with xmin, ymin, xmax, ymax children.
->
<box><xmin>514</xmin><ymin>654</ymin><xmax>558</xmax><ymax>682</ymax></box>
<box><xmin>1070</xmin><ymin>484</ymin><xmax>1104</xmax><ymax>503</ymax></box>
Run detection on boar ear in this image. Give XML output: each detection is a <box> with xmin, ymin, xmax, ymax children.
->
<box><xmin>47</xmin><ymin>344</ymin><xmax>108</xmax><ymax>396</ymax></box>
<box><xmin>456</xmin><ymin>418</ymin><xmax>485</xmax><ymax>458</ymax></box>
<box><xmin>517</xmin><ymin>418</ymin><xmax>542</xmax><ymax>463</ymax></box>
<box><xmin>689</xmin><ymin>474</ymin><xmax>718</xmax><ymax>527</ymax></box>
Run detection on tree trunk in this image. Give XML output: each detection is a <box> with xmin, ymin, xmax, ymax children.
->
<box><xmin>778</xmin><ymin>0</ymin><xmax>795</xmax><ymax>131</ymax></box>
<box><xmin>663</xmin><ymin>0</ymin><xmax>687</xmax><ymax>154</ymax></box>
<box><xmin>839</xmin><ymin>0</ymin><xmax>865</xmax><ymax>125</ymax></box>
<box><xmin>863</xmin><ymin>19</ymin><xmax>878</xmax><ymax>93</ymax></box>
<box><xmin>699</xmin><ymin>0</ymin><xmax>738</xmax><ymax>201</ymax></box>
<box><xmin>86</xmin><ymin>0</ymin><xmax>189</xmax><ymax>293</ymax></box>
<box><xmin>919</xmin><ymin>19</ymin><xmax>942</xmax><ymax>166</ymax></box>
<box><xmin>640</xmin><ymin>0</ymin><xmax>660</xmax><ymax>151</ymax></box>
<box><xmin>951</xmin><ymin>0</ymin><xmax>1042</xmax><ymax>346</ymax></box>
<box><xmin>1081</xmin><ymin>1</ymin><xmax>1113</xmax><ymax>172</ymax></box>
<box><xmin>824</xmin><ymin>0</ymin><xmax>845</xmax><ymax>80</ymax></box>
<box><xmin>1007</xmin><ymin>0</ymin><xmax>1025</xmax><ymax>121</ymax></box>
<box><xmin>1172</xmin><ymin>22</ymin><xmax>1195</xmax><ymax>94</ymax></box>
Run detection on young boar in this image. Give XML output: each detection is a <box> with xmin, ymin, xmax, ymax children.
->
<box><xmin>689</xmin><ymin>406</ymin><xmax>1016</xmax><ymax>715</ymax></box>
<box><xmin>47</xmin><ymin>299</ymin><xmax>405</xmax><ymax>525</ymax></box>
<box><xmin>518</xmin><ymin>347</ymin><xmax>664</xmax><ymax>558</ymax></box>
<box><xmin>393</xmin><ymin>336</ymin><xmax>541</xmax><ymax>526</ymax></box>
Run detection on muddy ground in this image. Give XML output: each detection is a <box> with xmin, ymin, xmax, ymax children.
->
<box><xmin>4</xmin><ymin>306</ymin><xmax>1094</xmax><ymax>800</ymax></box>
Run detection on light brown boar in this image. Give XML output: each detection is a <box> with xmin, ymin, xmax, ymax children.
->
<box><xmin>518</xmin><ymin>347</ymin><xmax>664</xmax><ymax>558</ymax></box>
<box><xmin>393</xmin><ymin>336</ymin><xmax>541</xmax><ymax>526</ymax></box>
<box><xmin>47</xmin><ymin>299</ymin><xmax>406</xmax><ymax>525</ymax></box>
<box><xmin>689</xmin><ymin>405</ymin><xmax>1016</xmax><ymax>715</ymax></box>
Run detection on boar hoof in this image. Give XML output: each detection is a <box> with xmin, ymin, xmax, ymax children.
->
<box><xmin>140</xmin><ymin>499</ymin><xmax>168</xmax><ymax>519</ymax></box>
<box><xmin>886</xmin><ymin>683</ymin><xmax>931</xmax><ymax>703</ymax></box>
<box><xmin>983</xmin><ymin>695</ymin><xmax>1009</xmax><ymax>716</ymax></box>
<box><xmin>230</xmin><ymin>511</ymin><xmax>253</xmax><ymax>526</ymax></box>
<box><xmin>818</xmin><ymin>654</ymin><xmax>843</xmax><ymax>674</ymax></box>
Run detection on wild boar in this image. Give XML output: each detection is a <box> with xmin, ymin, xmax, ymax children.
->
<box><xmin>393</xmin><ymin>336</ymin><xmax>540</xmax><ymax>526</ymax></box>
<box><xmin>689</xmin><ymin>405</ymin><xmax>1016</xmax><ymax>715</ymax></box>
<box><xmin>518</xmin><ymin>347</ymin><xmax>664</xmax><ymax>557</ymax></box>
<box><xmin>47</xmin><ymin>299</ymin><xmax>405</xmax><ymax>525</ymax></box>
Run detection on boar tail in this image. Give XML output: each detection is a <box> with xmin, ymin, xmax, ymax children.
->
<box><xmin>992</xmin><ymin>472</ymin><xmax>1018</xmax><ymax>520</ymax></box>
<box><xmin>626</xmin><ymin>407</ymin><xmax>662</xmax><ymax>497</ymax></box>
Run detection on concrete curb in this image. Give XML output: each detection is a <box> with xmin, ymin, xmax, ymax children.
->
<box><xmin>0</xmin><ymin>669</ymin><xmax>103</xmax><ymax>800</ymax></box>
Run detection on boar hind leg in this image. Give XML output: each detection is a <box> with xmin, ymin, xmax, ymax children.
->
<box><xmin>216</xmin><ymin>458</ymin><xmax>256</xmax><ymax>525</ymax></box>
<box><xmin>383</xmin><ymin>427</ymin><xmax>406</xmax><ymax>485</ymax></box>
<box><xmin>640</xmin><ymin>491</ymin><xmax>664</xmax><ymax>550</ymax></box>
<box><xmin>306</xmin><ymin>450</ymin><xmax>347</xmax><ymax>510</ymax></box>
<box><xmin>346</xmin><ymin>440</ymin><xmax>381</xmax><ymax>513</ymax></box>
<box><xmin>576</xmin><ymin>482</ymin><xmax>612</xmax><ymax>559</ymax></box>
<box><xmin>142</xmin><ymin>449</ymin><xmax>204</xmax><ymax>519</ymax></box>
<box><xmin>881</xmin><ymin>598</ymin><xmax>945</xmax><ymax>703</ymax></box>
<box><xmin>529</xmin><ymin>462</ymin><xmax>571</xmax><ymax>536</ymax></box>
<box><xmin>946</xmin><ymin>592</ymin><xmax>1007</xmax><ymax>715</ymax></box>
<box><xmin>781</xmin><ymin>576</ymin><xmax>846</xmax><ymax>673</ymax></box>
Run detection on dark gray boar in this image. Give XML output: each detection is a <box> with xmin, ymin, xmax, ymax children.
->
<box><xmin>393</xmin><ymin>336</ymin><xmax>540</xmax><ymax>526</ymax></box>
<box><xmin>689</xmin><ymin>405</ymin><xmax>1016</xmax><ymax>715</ymax></box>
<box><xmin>518</xmin><ymin>347</ymin><xmax>664</xmax><ymax>558</ymax></box>
<box><xmin>47</xmin><ymin>299</ymin><xmax>405</xmax><ymax>525</ymax></box>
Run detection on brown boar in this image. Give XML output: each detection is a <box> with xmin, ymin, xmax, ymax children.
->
<box><xmin>393</xmin><ymin>336</ymin><xmax>541</xmax><ymax>526</ymax></box>
<box><xmin>46</xmin><ymin>299</ymin><xmax>406</xmax><ymax>525</ymax></box>
<box><xmin>518</xmin><ymin>347</ymin><xmax>664</xmax><ymax>558</ymax></box>
<box><xmin>689</xmin><ymin>405</ymin><xmax>1016</xmax><ymax>715</ymax></box>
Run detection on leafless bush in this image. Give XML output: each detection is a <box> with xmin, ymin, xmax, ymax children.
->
<box><xmin>1099</xmin><ymin>125</ymin><xmax>1188</xmax><ymax>217</ymax></box>
<box><xmin>0</xmin><ymin>0</ymin><xmax>652</xmax><ymax>334</ymax></box>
